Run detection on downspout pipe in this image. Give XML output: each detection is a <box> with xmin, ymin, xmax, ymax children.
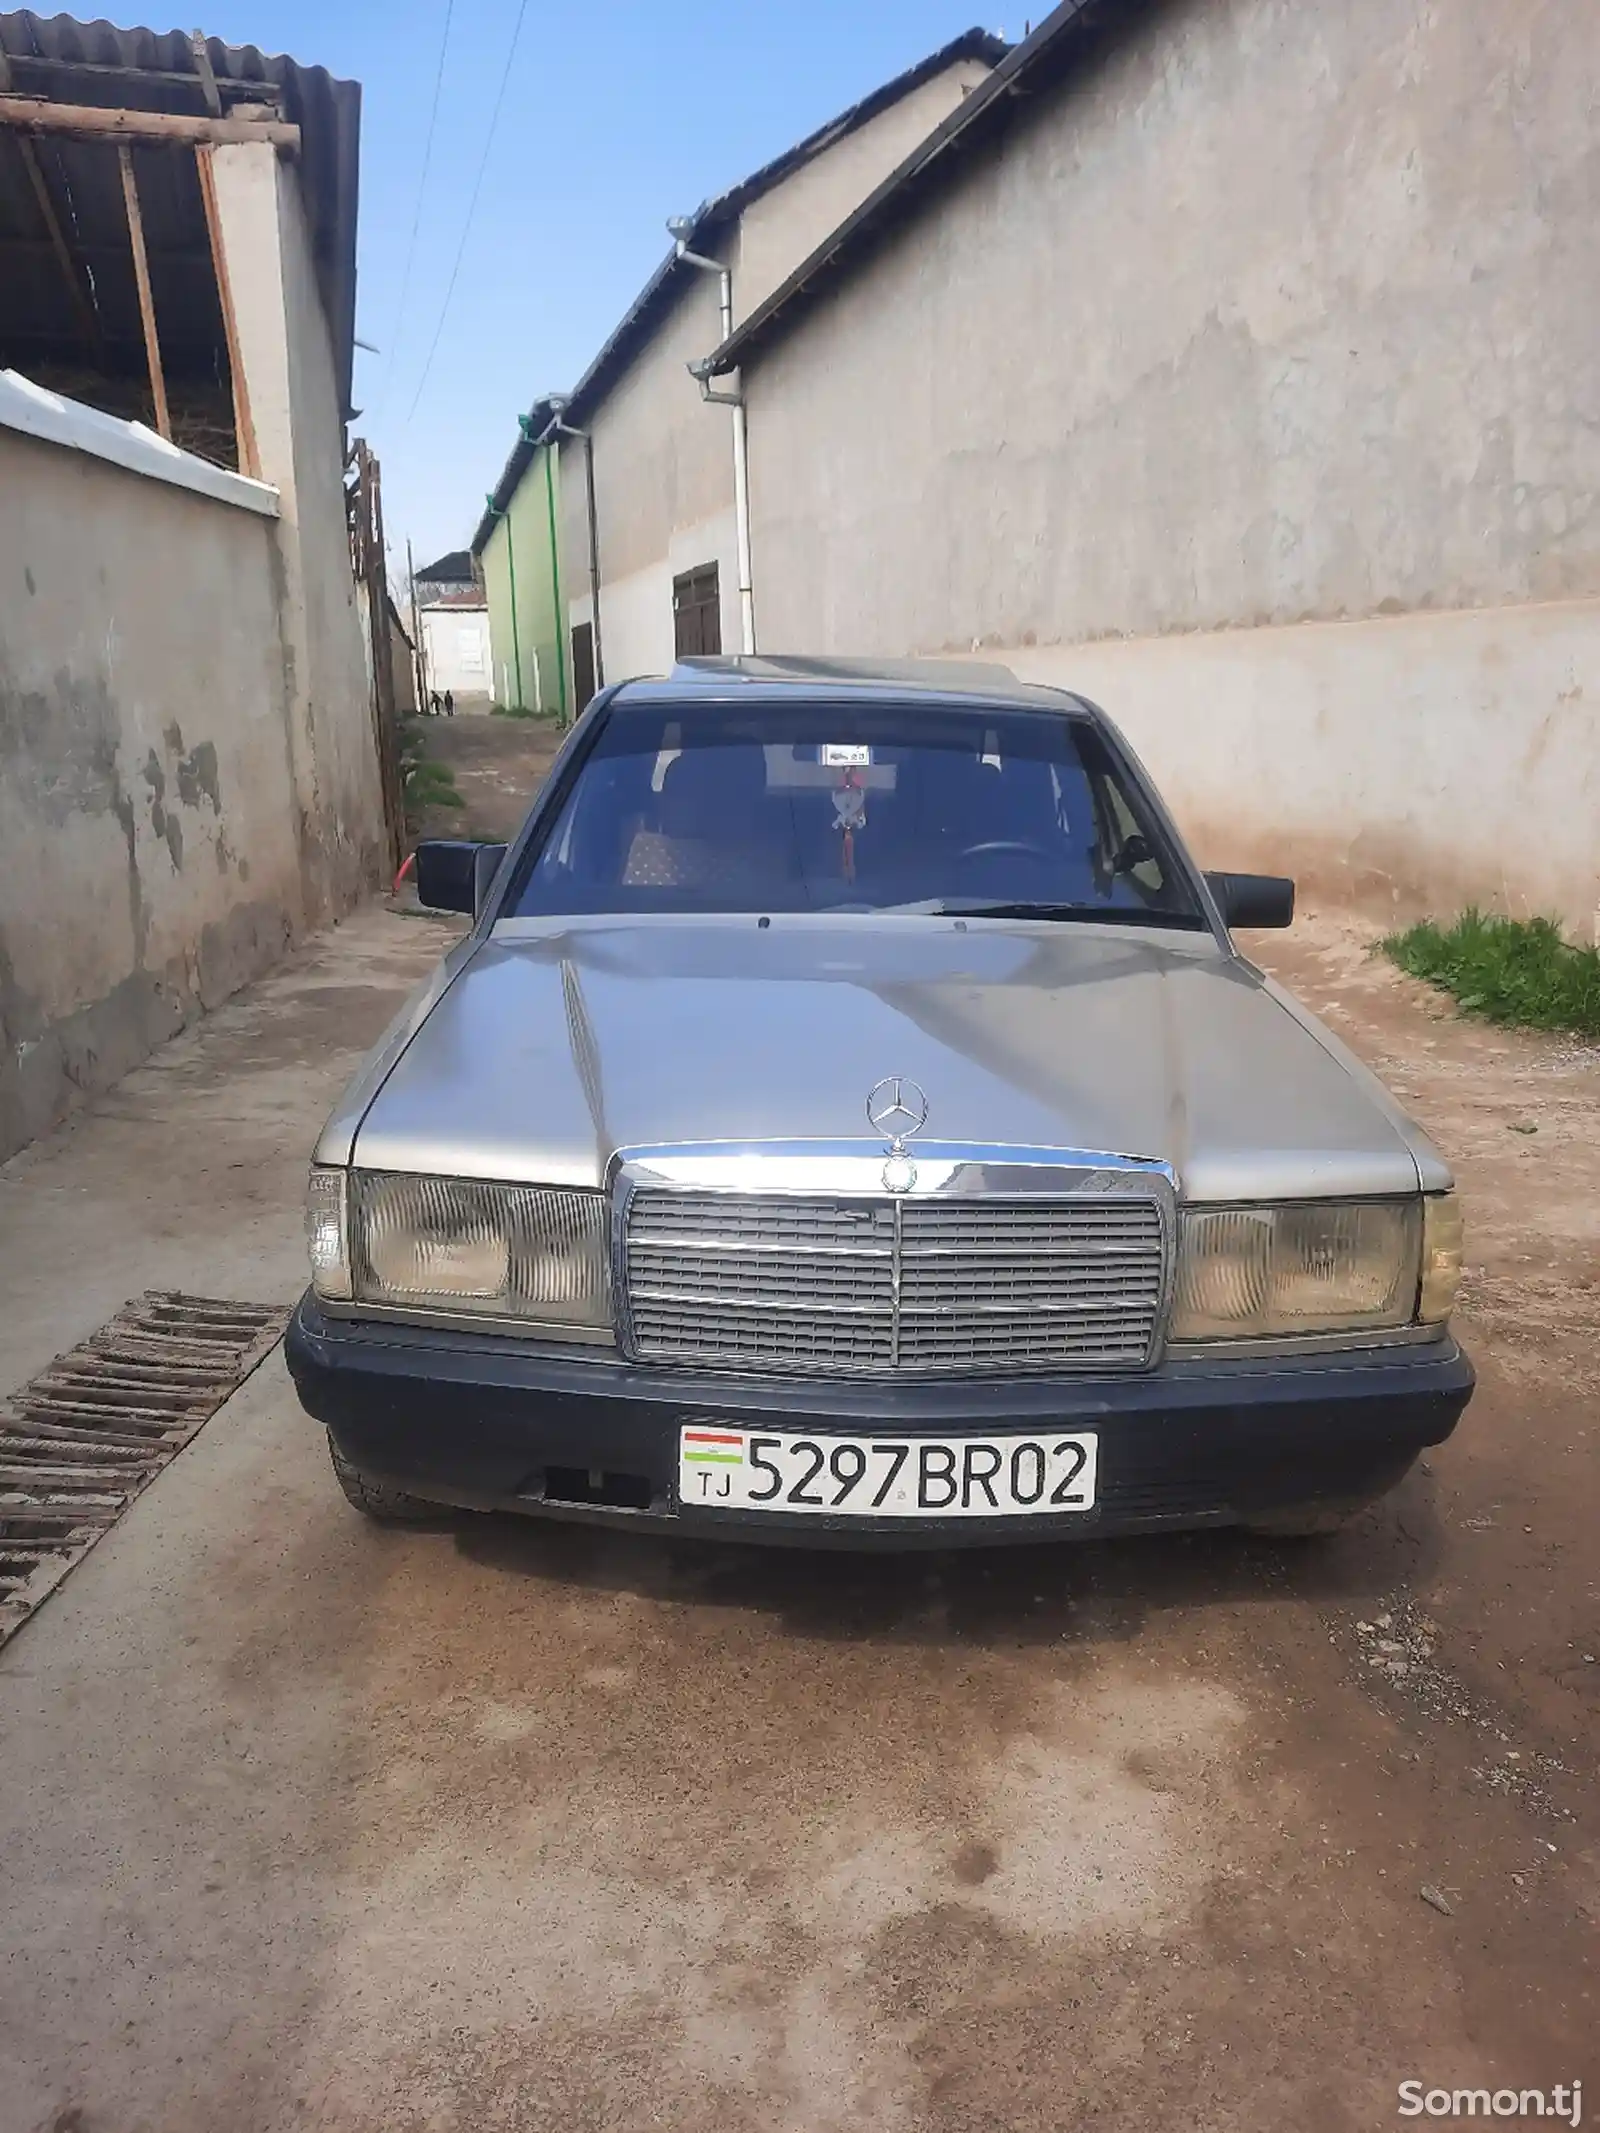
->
<box><xmin>671</xmin><ymin>219</ymin><xmax>756</xmax><ymax>655</ymax></box>
<box><xmin>541</xmin><ymin>440</ymin><xmax>567</xmax><ymax>723</ymax></box>
<box><xmin>542</xmin><ymin>396</ymin><xmax>605</xmax><ymax>692</ymax></box>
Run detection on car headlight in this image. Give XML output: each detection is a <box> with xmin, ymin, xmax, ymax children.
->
<box><xmin>306</xmin><ymin>1166</ymin><xmax>612</xmax><ymax>1328</ymax></box>
<box><xmin>1172</xmin><ymin>1197</ymin><xmax>1432</xmax><ymax>1340</ymax></box>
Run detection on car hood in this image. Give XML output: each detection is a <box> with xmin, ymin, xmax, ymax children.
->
<box><xmin>340</xmin><ymin>915</ymin><xmax>1441</xmax><ymax>1201</ymax></box>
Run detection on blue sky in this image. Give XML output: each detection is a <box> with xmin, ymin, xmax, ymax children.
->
<box><xmin>191</xmin><ymin>1</ymin><xmax>1008</xmax><ymax>570</ymax></box>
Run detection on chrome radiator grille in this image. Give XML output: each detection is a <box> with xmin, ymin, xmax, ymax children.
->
<box><xmin>622</xmin><ymin>1191</ymin><xmax>1167</xmax><ymax>1376</ymax></box>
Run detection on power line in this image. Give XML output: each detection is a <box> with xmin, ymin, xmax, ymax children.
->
<box><xmin>404</xmin><ymin>0</ymin><xmax>532</xmax><ymax>423</ymax></box>
<box><xmin>377</xmin><ymin>0</ymin><xmax>458</xmax><ymax>410</ymax></box>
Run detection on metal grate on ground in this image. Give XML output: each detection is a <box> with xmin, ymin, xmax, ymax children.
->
<box><xmin>0</xmin><ymin>1293</ymin><xmax>286</xmax><ymax>1648</ymax></box>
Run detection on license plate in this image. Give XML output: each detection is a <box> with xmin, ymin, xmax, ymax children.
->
<box><xmin>677</xmin><ymin>1427</ymin><xmax>1098</xmax><ymax>1518</ymax></box>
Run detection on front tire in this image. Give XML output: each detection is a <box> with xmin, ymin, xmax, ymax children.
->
<box><xmin>328</xmin><ymin>1439</ymin><xmax>449</xmax><ymax>1524</ymax></box>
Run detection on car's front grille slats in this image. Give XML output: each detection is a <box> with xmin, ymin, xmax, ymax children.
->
<box><xmin>624</xmin><ymin>1190</ymin><xmax>1166</xmax><ymax>1377</ymax></box>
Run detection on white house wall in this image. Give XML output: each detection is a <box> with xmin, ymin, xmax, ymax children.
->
<box><xmin>567</xmin><ymin>510</ymin><xmax>738</xmax><ymax>684</ymax></box>
<box><xmin>742</xmin><ymin>0</ymin><xmax>1600</xmax><ymax>929</ymax></box>
<box><xmin>420</xmin><ymin>608</ymin><xmax>493</xmax><ymax>698</ymax></box>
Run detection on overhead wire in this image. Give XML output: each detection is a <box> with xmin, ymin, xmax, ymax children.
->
<box><xmin>404</xmin><ymin>0</ymin><xmax>533</xmax><ymax>423</ymax></box>
<box><xmin>376</xmin><ymin>0</ymin><xmax>458</xmax><ymax>411</ymax></box>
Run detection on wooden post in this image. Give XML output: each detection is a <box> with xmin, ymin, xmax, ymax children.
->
<box><xmin>407</xmin><ymin>537</ymin><xmax>429</xmax><ymax>713</ymax></box>
<box><xmin>117</xmin><ymin>141</ymin><xmax>170</xmax><ymax>440</ymax></box>
<box><xmin>355</xmin><ymin>441</ymin><xmax>406</xmax><ymax>869</ymax></box>
<box><xmin>0</xmin><ymin>96</ymin><xmax>299</xmax><ymax>150</ymax></box>
<box><xmin>194</xmin><ymin>142</ymin><xmax>259</xmax><ymax>478</ymax></box>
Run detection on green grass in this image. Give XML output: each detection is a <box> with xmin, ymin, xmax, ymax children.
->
<box><xmin>1384</xmin><ymin>910</ymin><xmax>1600</xmax><ymax>1039</ymax></box>
<box><xmin>402</xmin><ymin>757</ymin><xmax>464</xmax><ymax>813</ymax></box>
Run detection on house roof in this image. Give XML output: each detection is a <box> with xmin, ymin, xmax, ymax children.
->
<box><xmin>470</xmin><ymin>25</ymin><xmax>1007</xmax><ymax>555</ymax></box>
<box><xmin>0</xmin><ymin>11</ymin><xmax>361</xmax><ymax>418</ymax></box>
<box><xmin>703</xmin><ymin>0</ymin><xmax>1120</xmax><ymax>379</ymax></box>
<box><xmin>420</xmin><ymin>588</ymin><xmax>486</xmax><ymax>611</ymax></box>
<box><xmin>415</xmin><ymin>547</ymin><xmax>474</xmax><ymax>584</ymax></box>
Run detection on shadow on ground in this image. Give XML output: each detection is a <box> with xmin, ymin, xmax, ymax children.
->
<box><xmin>446</xmin><ymin>1461</ymin><xmax>1444</xmax><ymax>1651</ymax></box>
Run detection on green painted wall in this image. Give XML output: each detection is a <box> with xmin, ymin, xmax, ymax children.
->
<box><xmin>478</xmin><ymin>441</ymin><xmax>569</xmax><ymax>716</ymax></box>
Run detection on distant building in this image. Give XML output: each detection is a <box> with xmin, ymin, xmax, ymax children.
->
<box><xmin>419</xmin><ymin>591</ymin><xmax>492</xmax><ymax>705</ymax></box>
<box><xmin>411</xmin><ymin>551</ymin><xmax>491</xmax><ymax>704</ymax></box>
<box><xmin>470</xmin><ymin>28</ymin><xmax>1006</xmax><ymax>715</ymax></box>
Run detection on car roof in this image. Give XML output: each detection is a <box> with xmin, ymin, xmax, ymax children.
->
<box><xmin>614</xmin><ymin>655</ymin><xmax>1094</xmax><ymax>718</ymax></box>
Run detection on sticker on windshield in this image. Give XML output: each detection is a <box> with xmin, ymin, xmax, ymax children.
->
<box><xmin>821</xmin><ymin>743</ymin><xmax>871</xmax><ymax>767</ymax></box>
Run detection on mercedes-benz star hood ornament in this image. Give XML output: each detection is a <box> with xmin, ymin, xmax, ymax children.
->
<box><xmin>867</xmin><ymin>1076</ymin><xmax>928</xmax><ymax>1194</ymax></box>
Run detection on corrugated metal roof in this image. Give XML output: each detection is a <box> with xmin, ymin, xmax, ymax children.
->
<box><xmin>704</xmin><ymin>0</ymin><xmax>1122</xmax><ymax>378</ymax></box>
<box><xmin>0</xmin><ymin>12</ymin><xmax>360</xmax><ymax>418</ymax></box>
<box><xmin>415</xmin><ymin>547</ymin><xmax>474</xmax><ymax>584</ymax></box>
<box><xmin>470</xmin><ymin>26</ymin><xmax>1008</xmax><ymax>554</ymax></box>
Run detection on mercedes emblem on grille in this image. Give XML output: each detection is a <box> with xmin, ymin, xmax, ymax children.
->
<box><xmin>867</xmin><ymin>1075</ymin><xmax>928</xmax><ymax>1194</ymax></box>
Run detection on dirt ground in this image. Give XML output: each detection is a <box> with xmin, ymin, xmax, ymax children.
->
<box><xmin>408</xmin><ymin>707</ymin><xmax>567</xmax><ymax>844</ymax></box>
<box><xmin>0</xmin><ymin>719</ymin><xmax>1595</xmax><ymax>2132</ymax></box>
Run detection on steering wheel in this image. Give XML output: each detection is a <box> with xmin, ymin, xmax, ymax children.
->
<box><xmin>955</xmin><ymin>839</ymin><xmax>1052</xmax><ymax>865</ymax></box>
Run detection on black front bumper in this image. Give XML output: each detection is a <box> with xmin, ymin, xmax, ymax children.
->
<box><xmin>287</xmin><ymin>1295</ymin><xmax>1473</xmax><ymax>1548</ymax></box>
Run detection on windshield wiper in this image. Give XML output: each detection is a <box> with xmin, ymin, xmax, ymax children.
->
<box><xmin>901</xmin><ymin>899</ymin><xmax>1197</xmax><ymax>925</ymax></box>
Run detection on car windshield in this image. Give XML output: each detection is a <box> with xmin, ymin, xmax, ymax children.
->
<box><xmin>508</xmin><ymin>699</ymin><xmax>1205</xmax><ymax>924</ymax></box>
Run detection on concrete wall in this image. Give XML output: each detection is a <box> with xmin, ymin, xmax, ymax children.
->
<box><xmin>0</xmin><ymin>427</ymin><xmax>305</xmax><ymax>1158</ymax></box>
<box><xmin>1007</xmin><ymin>603</ymin><xmax>1600</xmax><ymax>929</ymax></box>
<box><xmin>742</xmin><ymin>0</ymin><xmax>1600</xmax><ymax>926</ymax></box>
<box><xmin>735</xmin><ymin>58</ymin><xmax>992</xmax><ymax>320</ymax></box>
<box><xmin>1</xmin><ymin>148</ymin><xmax>385</xmax><ymax>1159</ymax></box>
<box><xmin>212</xmin><ymin>141</ymin><xmax>385</xmax><ymax>923</ymax></box>
<box><xmin>561</xmin><ymin>54</ymin><xmax>998</xmax><ymax>683</ymax></box>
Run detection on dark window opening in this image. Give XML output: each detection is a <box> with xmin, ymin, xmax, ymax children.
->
<box><xmin>672</xmin><ymin>563</ymin><xmax>721</xmax><ymax>659</ymax></box>
<box><xmin>571</xmin><ymin>620</ymin><xmax>596</xmax><ymax>714</ymax></box>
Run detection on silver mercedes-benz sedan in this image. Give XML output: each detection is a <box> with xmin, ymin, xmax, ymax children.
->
<box><xmin>288</xmin><ymin>656</ymin><xmax>1471</xmax><ymax>1547</ymax></box>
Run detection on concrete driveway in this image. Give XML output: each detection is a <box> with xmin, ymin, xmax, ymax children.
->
<box><xmin>0</xmin><ymin>901</ymin><xmax>1595</xmax><ymax>2133</ymax></box>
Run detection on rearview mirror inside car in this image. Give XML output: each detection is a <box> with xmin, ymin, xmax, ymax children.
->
<box><xmin>1205</xmin><ymin>870</ymin><xmax>1296</xmax><ymax>929</ymax></box>
<box><xmin>414</xmin><ymin>840</ymin><xmax>509</xmax><ymax>918</ymax></box>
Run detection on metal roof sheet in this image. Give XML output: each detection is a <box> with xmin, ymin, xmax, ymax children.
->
<box><xmin>0</xmin><ymin>11</ymin><xmax>360</xmax><ymax>416</ymax></box>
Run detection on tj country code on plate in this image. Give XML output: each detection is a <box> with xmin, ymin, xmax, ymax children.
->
<box><xmin>677</xmin><ymin>1427</ymin><xmax>1099</xmax><ymax>1518</ymax></box>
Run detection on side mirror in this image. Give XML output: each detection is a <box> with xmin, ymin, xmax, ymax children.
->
<box><xmin>414</xmin><ymin>840</ymin><xmax>509</xmax><ymax>919</ymax></box>
<box><xmin>1205</xmin><ymin>870</ymin><xmax>1295</xmax><ymax>930</ymax></box>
